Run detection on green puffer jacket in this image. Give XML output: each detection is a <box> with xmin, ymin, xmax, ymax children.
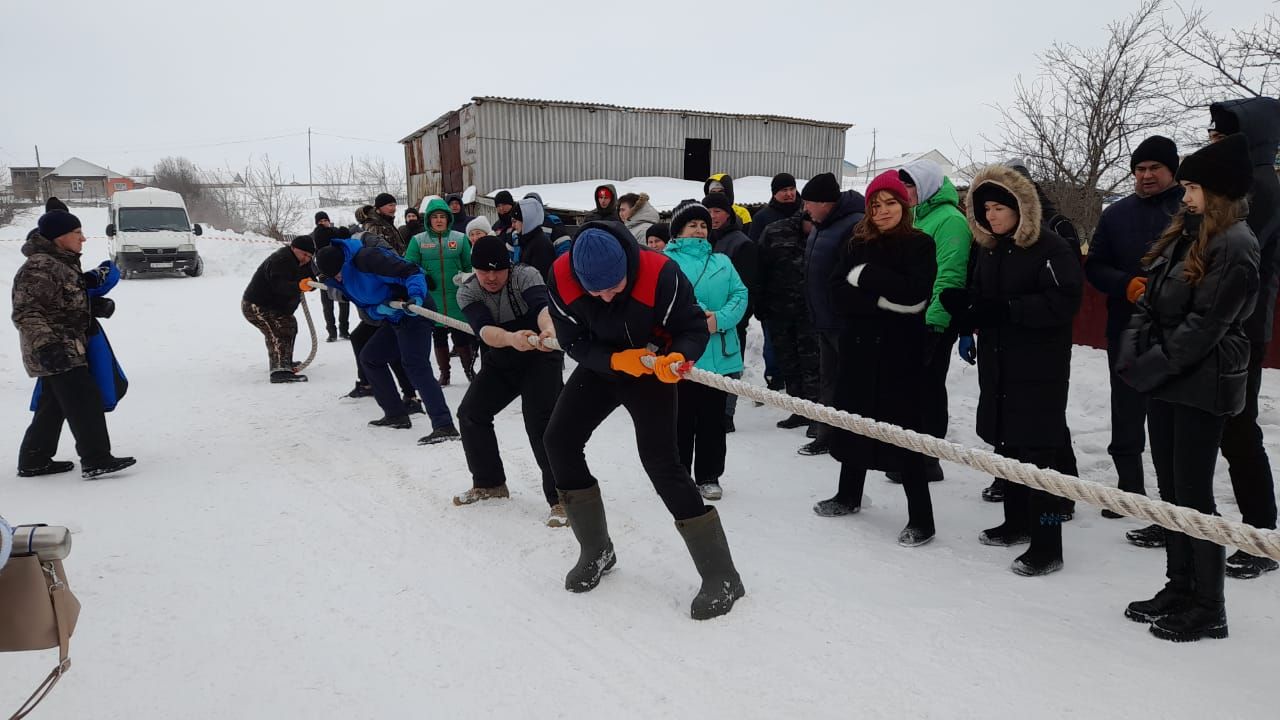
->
<box><xmin>664</xmin><ymin>237</ymin><xmax>748</xmax><ymax>375</ymax></box>
<box><xmin>406</xmin><ymin>197</ymin><xmax>473</xmax><ymax>321</ymax></box>
<box><xmin>904</xmin><ymin>166</ymin><xmax>972</xmax><ymax>331</ymax></box>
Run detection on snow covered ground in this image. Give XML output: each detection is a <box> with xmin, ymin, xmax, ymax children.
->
<box><xmin>1</xmin><ymin>210</ymin><xmax>1278</xmax><ymax>718</ymax></box>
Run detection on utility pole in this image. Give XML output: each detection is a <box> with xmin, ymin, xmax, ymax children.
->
<box><xmin>866</xmin><ymin>128</ymin><xmax>876</xmax><ymax>182</ymax></box>
<box><xmin>34</xmin><ymin>144</ymin><xmax>43</xmax><ymax>202</ymax></box>
<box><xmin>307</xmin><ymin>128</ymin><xmax>313</xmax><ymax>197</ymax></box>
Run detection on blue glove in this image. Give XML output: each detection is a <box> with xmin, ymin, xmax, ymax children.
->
<box><xmin>958</xmin><ymin>335</ymin><xmax>976</xmax><ymax>365</ymax></box>
<box><xmin>85</xmin><ymin>260</ymin><xmax>121</xmax><ymax>298</ymax></box>
<box><xmin>371</xmin><ymin>303</ymin><xmax>403</xmax><ymax>322</ymax></box>
<box><xmin>407</xmin><ymin>296</ymin><xmax>424</xmax><ymax>309</ymax></box>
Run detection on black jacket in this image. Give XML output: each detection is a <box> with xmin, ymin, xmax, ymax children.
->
<box><xmin>515</xmin><ymin>225</ymin><xmax>557</xmax><ymax>281</ymax></box>
<box><xmin>1085</xmin><ymin>184</ymin><xmax>1184</xmax><ymax>341</ymax></box>
<box><xmin>711</xmin><ymin>214</ymin><xmax>759</xmax><ymax>325</ymax></box>
<box><xmin>748</xmin><ymin>198</ymin><xmax>802</xmax><ymax>242</ymax></box>
<box><xmin>756</xmin><ymin>211</ymin><xmax>809</xmax><ymax>325</ymax></box>
<box><xmin>398</xmin><ymin>220</ymin><xmax>424</xmax><ymax>248</ymax></box>
<box><xmin>548</xmin><ymin>221</ymin><xmax>709</xmax><ymax>376</ymax></box>
<box><xmin>1118</xmin><ymin>217</ymin><xmax>1260</xmax><ymax>415</ymax></box>
<box><xmin>1211</xmin><ymin>97</ymin><xmax>1280</xmax><ymax>343</ymax></box>
<box><xmin>828</xmin><ymin>229</ymin><xmax>937</xmax><ymax>470</ymax></box>
<box><xmin>243</xmin><ymin>246</ymin><xmax>314</xmax><ymax>314</ymax></box>
<box><xmin>804</xmin><ymin>190</ymin><xmax>867</xmax><ymax>332</ymax></box>
<box><xmin>962</xmin><ymin>165</ymin><xmax>1083</xmax><ymax>449</ymax></box>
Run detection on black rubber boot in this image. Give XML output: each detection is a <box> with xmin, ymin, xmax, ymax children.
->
<box><xmin>560</xmin><ymin>484</ymin><xmax>616</xmax><ymax>593</ymax></box>
<box><xmin>1125</xmin><ymin>585</ymin><xmax>1193</xmax><ymax>624</ymax></box>
<box><xmin>675</xmin><ymin>506</ymin><xmax>746</xmax><ymax>620</ymax></box>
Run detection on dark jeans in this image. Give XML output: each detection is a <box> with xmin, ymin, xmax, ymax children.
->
<box><xmin>241</xmin><ymin>300</ymin><xmax>297</xmax><ymax>372</ymax></box>
<box><xmin>360</xmin><ymin>316</ymin><xmax>453</xmax><ymax>429</ymax></box>
<box><xmin>816</xmin><ymin>330</ymin><xmax>841</xmax><ymax>442</ymax></box>
<box><xmin>1221</xmin><ymin>341</ymin><xmax>1277</xmax><ymax>530</ymax></box>
<box><xmin>995</xmin><ymin>443</ymin><xmax>1072</xmax><ymax>561</ymax></box>
<box><xmin>19</xmin><ymin>365</ymin><xmax>113</xmax><ymax>468</ymax></box>
<box><xmin>458</xmin><ymin>351</ymin><xmax>563</xmax><ymax>506</ymax></box>
<box><xmin>1150</xmin><ymin>399</ymin><xmax>1227</xmax><ymax>607</ymax></box>
<box><xmin>922</xmin><ymin>329</ymin><xmax>958</xmax><ymax>441</ymax></box>
<box><xmin>1106</xmin><ymin>341</ymin><xmax>1149</xmax><ymax>494</ymax></box>
<box><xmin>350</xmin><ymin>321</ymin><xmax>414</xmax><ymax>395</ymax></box>
<box><xmin>320</xmin><ymin>292</ymin><xmax>350</xmax><ymax>335</ymax></box>
<box><xmin>677</xmin><ymin>380</ymin><xmax>728</xmax><ymax>485</ymax></box>
<box><xmin>545</xmin><ymin>366</ymin><xmax>705</xmax><ymax>521</ymax></box>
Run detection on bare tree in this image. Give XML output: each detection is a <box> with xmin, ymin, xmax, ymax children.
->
<box><xmin>0</xmin><ymin>164</ymin><xmax>16</xmax><ymax>226</ymax></box>
<box><xmin>1162</xmin><ymin>5</ymin><xmax>1280</xmax><ymax>107</ymax></box>
<box><xmin>197</xmin><ymin>167</ymin><xmax>248</xmax><ymax>232</ymax></box>
<box><xmin>243</xmin><ymin>155</ymin><xmax>305</xmax><ymax>241</ymax></box>
<box><xmin>992</xmin><ymin>0</ymin><xmax>1179</xmax><ymax>240</ymax></box>
<box><xmin>152</xmin><ymin>156</ymin><xmax>205</xmax><ymax>200</ymax></box>
<box><xmin>354</xmin><ymin>155</ymin><xmax>405</xmax><ymax>200</ymax></box>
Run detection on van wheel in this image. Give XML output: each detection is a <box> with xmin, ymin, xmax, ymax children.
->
<box><xmin>185</xmin><ymin>257</ymin><xmax>204</xmax><ymax>277</ymax></box>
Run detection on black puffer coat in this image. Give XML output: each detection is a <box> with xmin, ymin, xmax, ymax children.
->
<box><xmin>1118</xmin><ymin>215</ymin><xmax>1260</xmax><ymax>416</ymax></box>
<box><xmin>828</xmin><ymin>228</ymin><xmax>937</xmax><ymax>470</ymax></box>
<box><xmin>964</xmin><ymin>165</ymin><xmax>1083</xmax><ymax>449</ymax></box>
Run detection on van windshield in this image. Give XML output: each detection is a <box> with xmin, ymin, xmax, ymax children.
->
<box><xmin>118</xmin><ymin>207</ymin><xmax>192</xmax><ymax>232</ymax></box>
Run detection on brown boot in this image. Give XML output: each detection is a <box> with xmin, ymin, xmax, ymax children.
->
<box><xmin>458</xmin><ymin>342</ymin><xmax>477</xmax><ymax>382</ymax></box>
<box><xmin>434</xmin><ymin>344</ymin><xmax>452</xmax><ymax>387</ymax></box>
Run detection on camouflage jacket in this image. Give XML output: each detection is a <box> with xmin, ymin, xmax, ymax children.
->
<box><xmin>11</xmin><ymin>234</ymin><xmax>91</xmax><ymax>377</ymax></box>
<box><xmin>755</xmin><ymin>211</ymin><xmax>811</xmax><ymax>326</ymax></box>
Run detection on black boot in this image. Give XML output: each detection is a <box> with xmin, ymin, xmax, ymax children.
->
<box><xmin>1126</xmin><ymin>585</ymin><xmax>1193</xmax><ymax>624</ymax></box>
<box><xmin>1011</xmin><ymin>490</ymin><xmax>1064</xmax><ymax>576</ymax></box>
<box><xmin>369</xmin><ymin>415</ymin><xmax>411</xmax><ymax>429</ymax></box>
<box><xmin>346</xmin><ymin>382</ymin><xmax>375</xmax><ymax>398</ymax></box>
<box><xmin>675</xmin><ymin>507</ymin><xmax>746</xmax><ymax>620</ymax></box>
<box><xmin>417</xmin><ymin>426</ymin><xmax>460</xmax><ymax>445</ymax></box>
<box><xmin>1150</xmin><ymin>604</ymin><xmax>1228</xmax><ymax>642</ymax></box>
<box><xmin>980</xmin><ymin>482</ymin><xmax>1030</xmax><ymax>546</ymax></box>
<box><xmin>776</xmin><ymin>414</ymin><xmax>808</xmax><ymax>429</ymax></box>
<box><xmin>798</xmin><ymin>439</ymin><xmax>828</xmax><ymax>456</ymax></box>
<box><xmin>981</xmin><ymin>478</ymin><xmax>1006</xmax><ymax>503</ymax></box>
<box><xmin>434</xmin><ymin>344</ymin><xmax>452</xmax><ymax>387</ymax></box>
<box><xmin>458</xmin><ymin>343</ymin><xmax>477</xmax><ymax>383</ymax></box>
<box><xmin>326</xmin><ymin>330</ymin><xmax>338</xmax><ymax>343</ymax></box>
<box><xmin>17</xmin><ymin>460</ymin><xmax>75</xmax><ymax>477</ymax></box>
<box><xmin>403</xmin><ymin>393</ymin><xmax>425</xmax><ymax>415</ymax></box>
<box><xmin>560</xmin><ymin>484</ymin><xmax>616</xmax><ymax>593</ymax></box>
<box><xmin>271</xmin><ymin>370</ymin><xmax>307</xmax><ymax>383</ymax></box>
<box><xmin>805</xmin><ymin>423</ymin><xmax>818</xmax><ymax>439</ymax></box>
<box><xmin>899</xmin><ymin>475</ymin><xmax>936</xmax><ymax>547</ymax></box>
<box><xmin>1226</xmin><ymin>550</ymin><xmax>1280</xmax><ymax>579</ymax></box>
<box><xmin>1126</xmin><ymin>524</ymin><xmax>1166</xmax><ymax>548</ymax></box>
<box><xmin>82</xmin><ymin>456</ymin><xmax>136</xmax><ymax>479</ymax></box>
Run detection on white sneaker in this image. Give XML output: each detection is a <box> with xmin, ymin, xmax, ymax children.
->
<box><xmin>698</xmin><ymin>482</ymin><xmax>723</xmax><ymax>501</ymax></box>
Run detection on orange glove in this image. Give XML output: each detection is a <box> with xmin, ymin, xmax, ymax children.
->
<box><xmin>610</xmin><ymin>348</ymin><xmax>654</xmax><ymax>377</ymax></box>
<box><xmin>653</xmin><ymin>353</ymin><xmax>687</xmax><ymax>384</ymax></box>
<box><xmin>299</xmin><ymin>278</ymin><xmax>316</xmax><ymax>293</ymax></box>
<box><xmin>1126</xmin><ymin>276</ymin><xmax>1148</xmax><ymax>303</ymax></box>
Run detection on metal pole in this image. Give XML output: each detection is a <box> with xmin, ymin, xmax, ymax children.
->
<box><xmin>308</xmin><ymin>128</ymin><xmax>313</xmax><ymax>198</ymax></box>
<box><xmin>34</xmin><ymin>144</ymin><xmax>43</xmax><ymax>202</ymax></box>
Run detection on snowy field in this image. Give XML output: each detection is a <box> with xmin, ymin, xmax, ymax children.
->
<box><xmin>1</xmin><ymin>207</ymin><xmax>1278</xmax><ymax>718</ymax></box>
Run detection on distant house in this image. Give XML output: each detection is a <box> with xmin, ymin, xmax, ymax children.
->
<box><xmin>841</xmin><ymin>159</ymin><xmax>860</xmax><ymax>179</ymax></box>
<box><xmin>9</xmin><ymin>166</ymin><xmax>55</xmax><ymax>201</ymax></box>
<box><xmin>40</xmin><ymin>157</ymin><xmax>137</xmax><ymax>201</ymax></box>
<box><xmin>851</xmin><ymin>149</ymin><xmax>958</xmax><ymax>183</ymax></box>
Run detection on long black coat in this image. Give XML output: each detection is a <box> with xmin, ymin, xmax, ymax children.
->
<box><xmin>965</xmin><ymin>165</ymin><xmax>1083</xmax><ymax>449</ymax></box>
<box><xmin>243</xmin><ymin>246</ymin><xmax>314</xmax><ymax>315</ymax></box>
<box><xmin>828</xmin><ymin>229</ymin><xmax>937</xmax><ymax>471</ymax></box>
<box><xmin>1118</xmin><ymin>217</ymin><xmax>1260</xmax><ymax>416</ymax></box>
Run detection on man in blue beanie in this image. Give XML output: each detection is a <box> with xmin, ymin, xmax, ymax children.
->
<box><xmin>544</xmin><ymin>221</ymin><xmax>746</xmax><ymax>620</ymax></box>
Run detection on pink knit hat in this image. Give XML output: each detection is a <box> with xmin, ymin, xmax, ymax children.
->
<box><xmin>865</xmin><ymin>170</ymin><xmax>911</xmax><ymax>206</ymax></box>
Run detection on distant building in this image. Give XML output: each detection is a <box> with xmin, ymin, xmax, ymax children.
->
<box><xmin>9</xmin><ymin>166</ymin><xmax>55</xmax><ymax>201</ymax></box>
<box><xmin>39</xmin><ymin>157</ymin><xmax>137</xmax><ymax>202</ymax></box>
<box><xmin>851</xmin><ymin>149</ymin><xmax>958</xmax><ymax>183</ymax></box>
<box><xmin>399</xmin><ymin>96</ymin><xmax>851</xmax><ymax>204</ymax></box>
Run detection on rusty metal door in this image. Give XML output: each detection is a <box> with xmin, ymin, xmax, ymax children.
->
<box><xmin>438</xmin><ymin>111</ymin><xmax>463</xmax><ymax>195</ymax></box>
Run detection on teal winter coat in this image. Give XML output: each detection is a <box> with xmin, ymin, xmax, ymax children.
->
<box><xmin>664</xmin><ymin>237</ymin><xmax>748</xmax><ymax>375</ymax></box>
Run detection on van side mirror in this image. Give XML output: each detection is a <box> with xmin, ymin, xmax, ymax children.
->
<box><xmin>192</xmin><ymin>224</ymin><xmax>203</xmax><ymax>236</ymax></box>
<box><xmin>106</xmin><ymin>224</ymin><xmax>116</xmax><ymax>237</ymax></box>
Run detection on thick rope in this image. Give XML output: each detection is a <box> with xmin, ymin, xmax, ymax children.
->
<box><xmin>347</xmin><ymin>285</ymin><xmax>1280</xmax><ymax>561</ymax></box>
<box><xmin>296</xmin><ymin>295</ymin><xmax>319</xmax><ymax>371</ymax></box>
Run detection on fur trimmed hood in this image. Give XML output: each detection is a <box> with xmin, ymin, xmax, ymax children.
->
<box><xmin>965</xmin><ymin>165</ymin><xmax>1043</xmax><ymax>249</ymax></box>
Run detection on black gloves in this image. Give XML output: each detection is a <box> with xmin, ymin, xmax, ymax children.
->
<box><xmin>90</xmin><ymin>297</ymin><xmax>116</xmax><ymax>319</ymax></box>
<box><xmin>940</xmin><ymin>288</ymin><xmax>1009</xmax><ymax>328</ymax></box>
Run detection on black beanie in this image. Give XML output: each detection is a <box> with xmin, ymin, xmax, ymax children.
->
<box><xmin>315</xmin><ymin>246</ymin><xmax>346</xmax><ymax>277</ymax></box>
<box><xmin>646</xmin><ymin>222</ymin><xmax>670</xmax><ymax>242</ymax></box>
<box><xmin>374</xmin><ymin>192</ymin><xmax>396</xmax><ymax>209</ymax></box>
<box><xmin>471</xmin><ymin>235</ymin><xmax>512</xmax><ymax>270</ymax></box>
<box><xmin>404</xmin><ymin>207</ymin><xmax>420</xmax><ymax>220</ymax></box>
<box><xmin>314</xmin><ymin>210</ymin><xmax>330</xmax><ymax>224</ymax></box>
<box><xmin>46</xmin><ymin>196</ymin><xmax>69</xmax><ymax>212</ymax></box>
<box><xmin>312</xmin><ymin>225</ymin><xmax>335</xmax><ymax>246</ymax></box>
<box><xmin>37</xmin><ymin>206</ymin><xmax>82</xmax><ymax>241</ymax></box>
<box><xmin>701</xmin><ymin>193</ymin><xmax>733</xmax><ymax>214</ymax></box>
<box><xmin>1131</xmin><ymin>135</ymin><xmax>1179</xmax><ymax>174</ymax></box>
<box><xmin>671</xmin><ymin>202</ymin><xmax>713</xmax><ymax>238</ymax></box>
<box><xmin>291</xmin><ymin>235</ymin><xmax>316</xmax><ymax>253</ymax></box>
<box><xmin>1177</xmin><ymin>133</ymin><xmax>1253</xmax><ymax>200</ymax></box>
<box><xmin>1209</xmin><ymin>104</ymin><xmax>1241</xmax><ymax>135</ymax></box>
<box><xmin>800</xmin><ymin>173</ymin><xmax>841</xmax><ymax>202</ymax></box>
<box><xmin>972</xmin><ymin>181</ymin><xmax>1020</xmax><ymax>216</ymax></box>
<box><xmin>771</xmin><ymin>173</ymin><xmax>797</xmax><ymax>194</ymax></box>
<box><xmin>493</xmin><ymin>190</ymin><xmax>514</xmax><ymax>206</ymax></box>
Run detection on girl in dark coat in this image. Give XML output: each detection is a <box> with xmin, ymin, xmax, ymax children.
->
<box><xmin>817</xmin><ymin>171</ymin><xmax>939</xmax><ymax>547</ymax></box>
<box><xmin>1117</xmin><ymin>134</ymin><xmax>1260</xmax><ymax>642</ymax></box>
<box><xmin>941</xmin><ymin>165</ymin><xmax>1083</xmax><ymax>576</ymax></box>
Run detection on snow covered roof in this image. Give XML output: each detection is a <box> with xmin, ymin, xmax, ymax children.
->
<box><xmin>848</xmin><ymin>150</ymin><xmax>957</xmax><ymax>182</ymax></box>
<box><xmin>43</xmin><ymin>157</ymin><xmax>121</xmax><ymax>179</ymax></box>
<box><xmin>491</xmin><ymin>176</ymin><xmax>810</xmax><ymax>214</ymax></box>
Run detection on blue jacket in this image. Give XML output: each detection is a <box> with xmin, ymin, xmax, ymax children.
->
<box><xmin>322</xmin><ymin>238</ymin><xmax>432</xmax><ymax>324</ymax></box>
<box><xmin>804</xmin><ymin>190</ymin><xmax>866</xmax><ymax>332</ymax></box>
<box><xmin>1085</xmin><ymin>184</ymin><xmax>1183</xmax><ymax>342</ymax></box>
<box><xmin>664</xmin><ymin>237</ymin><xmax>749</xmax><ymax>375</ymax></box>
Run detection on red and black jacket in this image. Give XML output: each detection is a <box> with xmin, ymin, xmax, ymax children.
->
<box><xmin>548</xmin><ymin>221</ymin><xmax>710</xmax><ymax>375</ymax></box>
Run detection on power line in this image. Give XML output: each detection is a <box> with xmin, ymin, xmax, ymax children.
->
<box><xmin>311</xmin><ymin>130</ymin><xmax>399</xmax><ymax>145</ymax></box>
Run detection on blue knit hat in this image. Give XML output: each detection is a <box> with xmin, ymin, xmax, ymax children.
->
<box><xmin>572</xmin><ymin>228</ymin><xmax>627</xmax><ymax>292</ymax></box>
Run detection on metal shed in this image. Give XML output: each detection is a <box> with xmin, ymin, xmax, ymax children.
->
<box><xmin>399</xmin><ymin>97</ymin><xmax>851</xmax><ymax>204</ymax></box>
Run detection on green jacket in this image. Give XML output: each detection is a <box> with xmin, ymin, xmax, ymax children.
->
<box><xmin>664</xmin><ymin>237</ymin><xmax>748</xmax><ymax>375</ymax></box>
<box><xmin>406</xmin><ymin>197</ymin><xmax>473</xmax><ymax>321</ymax></box>
<box><xmin>912</xmin><ymin>176</ymin><xmax>972</xmax><ymax>331</ymax></box>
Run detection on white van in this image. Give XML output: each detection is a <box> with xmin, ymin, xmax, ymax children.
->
<box><xmin>106</xmin><ymin>188</ymin><xmax>204</xmax><ymax>277</ymax></box>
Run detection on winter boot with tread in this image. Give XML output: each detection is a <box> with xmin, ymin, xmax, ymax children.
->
<box><xmin>676</xmin><ymin>506</ymin><xmax>746</xmax><ymax>620</ymax></box>
<box><xmin>560</xmin><ymin>484</ymin><xmax>616</xmax><ymax>593</ymax></box>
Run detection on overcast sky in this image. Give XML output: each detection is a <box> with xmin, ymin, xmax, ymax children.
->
<box><xmin>1</xmin><ymin>0</ymin><xmax>1270</xmax><ymax>182</ymax></box>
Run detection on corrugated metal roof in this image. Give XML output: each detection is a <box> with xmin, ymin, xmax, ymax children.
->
<box><xmin>399</xmin><ymin>96</ymin><xmax>853</xmax><ymax>142</ymax></box>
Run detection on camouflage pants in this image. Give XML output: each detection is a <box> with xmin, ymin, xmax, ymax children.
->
<box><xmin>242</xmin><ymin>300</ymin><xmax>297</xmax><ymax>373</ymax></box>
<box><xmin>765</xmin><ymin>316</ymin><xmax>820</xmax><ymax>403</ymax></box>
